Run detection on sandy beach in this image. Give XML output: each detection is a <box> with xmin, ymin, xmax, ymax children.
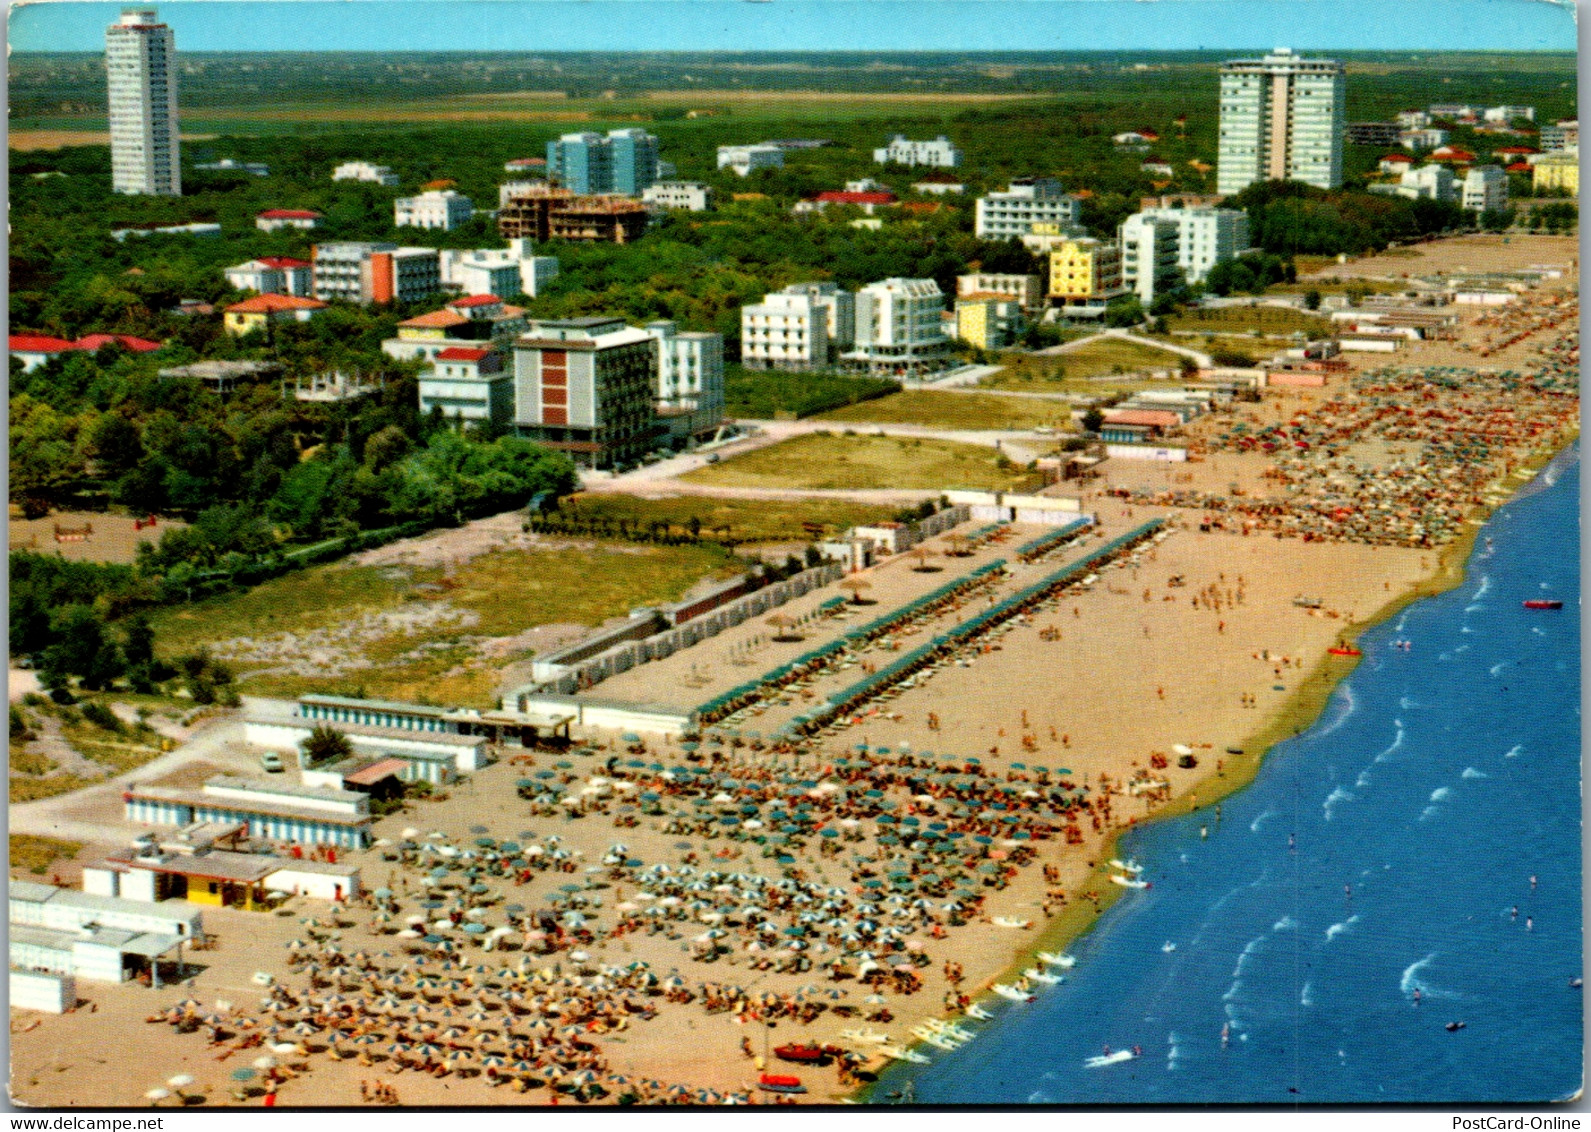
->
<box><xmin>8</xmin><ymin>237</ymin><xmax>1579</xmax><ymax>1108</ymax></box>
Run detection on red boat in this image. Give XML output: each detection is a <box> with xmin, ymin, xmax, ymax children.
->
<box><xmin>759</xmin><ymin>1074</ymin><xmax>807</xmax><ymax>1094</ymax></box>
<box><xmin>1523</xmin><ymin>599</ymin><xmax>1564</xmax><ymax>610</ymax></box>
<box><xmin>1327</xmin><ymin>645</ymin><xmax>1362</xmax><ymax>657</ymax></box>
<box><xmin>773</xmin><ymin>1043</ymin><xmax>825</xmax><ymax>1063</ymax></box>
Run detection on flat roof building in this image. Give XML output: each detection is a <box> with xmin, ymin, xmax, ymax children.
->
<box><xmin>1218</xmin><ymin>47</ymin><xmax>1345</xmax><ymax>195</ymax></box>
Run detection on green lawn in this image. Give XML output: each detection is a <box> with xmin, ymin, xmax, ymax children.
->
<box><xmin>151</xmin><ymin>542</ymin><xmax>742</xmax><ymax>708</ymax></box>
<box><xmin>1165</xmin><ymin>306</ymin><xmax>1336</xmax><ymax>337</ymax></box>
<box><xmin>815</xmin><ymin>390</ymin><xmax>1077</xmax><ymax>432</ymax></box>
<box><xmin>680</xmin><ymin>432</ymin><xmax>1037</xmax><ymax>492</ymax></box>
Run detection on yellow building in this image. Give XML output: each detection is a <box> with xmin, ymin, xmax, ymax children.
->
<box><xmin>222</xmin><ymin>293</ymin><xmax>327</xmax><ymax>337</ymax></box>
<box><xmin>1532</xmin><ymin>151</ymin><xmax>1579</xmax><ymax>197</ymax></box>
<box><xmin>955</xmin><ymin>294</ymin><xmax>1025</xmax><ymax>350</ymax></box>
<box><xmin>1048</xmin><ymin>238</ymin><xmax>1127</xmax><ymax>310</ymax></box>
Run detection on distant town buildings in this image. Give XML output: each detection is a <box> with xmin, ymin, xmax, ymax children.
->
<box><xmin>717</xmin><ymin>144</ymin><xmax>785</xmax><ymax>177</ymax></box>
<box><xmin>952</xmin><ymin>294</ymin><xmax>1025</xmax><ymax>350</ymax></box>
<box><xmin>196</xmin><ymin>158</ymin><xmax>268</xmax><ymax>176</ymax></box>
<box><xmin>395</xmin><ymin>189</ymin><xmax>474</xmax><ymax>231</ymax></box>
<box><xmin>1460</xmin><ymin>165</ymin><xmax>1508</xmax><ymax>213</ymax></box>
<box><xmin>222</xmin><ymin>293</ymin><xmax>328</xmax><ymax>336</ymax></box>
<box><xmin>1117</xmin><ymin>213</ymin><xmax>1182</xmax><ymax>304</ymax></box>
<box><xmin>255</xmin><ymin>208</ymin><xmax>322</xmax><ymax>232</ymax></box>
<box><xmin>509</xmin><ymin>317</ymin><xmax>659</xmax><ymax>468</ymax></box>
<box><xmin>311</xmin><ymin>242</ymin><xmax>442</xmax><ymax>304</ymax></box>
<box><xmin>106</xmin><ymin>8</ymin><xmax>181</xmax><ymax>196</ymax></box>
<box><xmin>740</xmin><ymin>282</ymin><xmax>856</xmax><ymax>371</ymax></box>
<box><xmin>873</xmin><ymin>135</ymin><xmax>963</xmax><ymax>169</ymax></box>
<box><xmin>646</xmin><ymin>320</ymin><xmax>726</xmax><ymax>439</ymax></box>
<box><xmin>1217</xmin><ymin>47</ymin><xmax>1345</xmax><ymax>195</ymax></box>
<box><xmin>331</xmin><ymin>161</ymin><xmax>399</xmax><ymax>186</ymax></box>
<box><xmin>1345</xmin><ymin>122</ymin><xmax>1401</xmax><ymax>147</ymax></box>
<box><xmin>957</xmin><ymin>273</ymin><xmax>1043</xmax><ymax>313</ymax></box>
<box><xmin>418</xmin><ymin>346</ymin><xmax>512</xmax><ymax>428</ymax></box>
<box><xmin>547</xmin><ymin>128</ymin><xmax>660</xmax><ymax>195</ymax></box>
<box><xmin>1047</xmin><ymin>238</ymin><xmax>1127</xmax><ymax>314</ymax></box>
<box><xmin>1400</xmin><ymin>128</ymin><xmax>1451</xmax><ymax>151</ymax></box>
<box><xmin>9</xmin><ymin>333</ymin><xmax>163</xmax><ymax>372</ymax></box>
<box><xmin>974</xmin><ymin>178</ymin><xmax>1080</xmax><ymax>240</ymax></box>
<box><xmin>1540</xmin><ymin>120</ymin><xmax>1578</xmax><ymax>152</ymax></box>
<box><xmin>497</xmin><ymin>185</ymin><xmax>649</xmax><ymax>245</ymax></box>
<box><xmin>1483</xmin><ymin>104</ymin><xmax>1536</xmax><ymax>124</ymax></box>
<box><xmin>224</xmin><ymin>255</ymin><xmax>314</xmax><ymax>297</ymax></box>
<box><xmin>384</xmin><ymin>294</ymin><xmax>527</xmax><ymax>363</ymax></box>
<box><xmin>795</xmin><ymin>190</ymin><xmax>897</xmax><ymax>216</ymax></box>
<box><xmin>642</xmin><ymin>181</ymin><xmax>713</xmax><ymax>211</ymax></box>
<box><xmin>844</xmin><ymin>278</ymin><xmax>950</xmax><ymax>376</ymax></box>
<box><xmin>1127</xmin><ymin>207</ymin><xmax>1249</xmax><ymax>285</ymax></box>
<box><xmin>109</xmin><ymin>221</ymin><xmax>220</xmax><ymax>242</ymax></box>
<box><xmin>437</xmin><ymin>244</ymin><xmax>560</xmax><ymax>299</ymax></box>
<box><xmin>1531</xmin><ymin>151</ymin><xmax>1578</xmax><ymax>196</ymax></box>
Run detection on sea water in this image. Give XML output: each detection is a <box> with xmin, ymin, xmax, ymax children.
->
<box><xmin>878</xmin><ymin>443</ymin><xmax>1581</xmax><ymax>1105</ymax></box>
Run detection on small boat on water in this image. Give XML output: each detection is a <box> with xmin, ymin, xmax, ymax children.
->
<box><xmin>1023</xmin><ymin>967</ymin><xmax>1063</xmax><ymax>985</ymax></box>
<box><xmin>1110</xmin><ymin>874</ymin><xmax>1149</xmax><ymax>889</ymax></box>
<box><xmin>1083</xmin><ymin>1050</ymin><xmax>1137</xmax><ymax>1069</ymax></box>
<box><xmin>910</xmin><ymin>1027</ymin><xmax>960</xmax><ymax>1050</ymax></box>
<box><xmin>1108</xmin><ymin>858</ymin><xmax>1143</xmax><ymax>874</ymax></box>
<box><xmin>992</xmin><ymin>983</ymin><xmax>1036</xmax><ymax>1003</ymax></box>
<box><xmin>1038</xmin><ymin>952</ymin><xmax>1076</xmax><ymax>969</ymax></box>
<box><xmin>927</xmin><ymin>1019</ymin><xmax>976</xmax><ymax>1042</ymax></box>
<box><xmin>1162</xmin><ymin>941</ymin><xmax>1177</xmax><ymax>953</ymax></box>
<box><xmin>759</xmin><ymin>1074</ymin><xmax>807</xmax><ymax>1094</ymax></box>
<box><xmin>965</xmin><ymin>1003</ymin><xmax>993</xmax><ymax>1020</ymax></box>
<box><xmin>1523</xmin><ymin>599</ymin><xmax>1563</xmax><ymax>610</ymax></box>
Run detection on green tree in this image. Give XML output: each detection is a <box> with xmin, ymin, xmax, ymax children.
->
<box><xmin>1082</xmin><ymin>407</ymin><xmax>1105</xmax><ymax>434</ymax></box>
<box><xmin>301</xmin><ymin>724</ymin><xmax>353</xmax><ymax>768</ymax></box>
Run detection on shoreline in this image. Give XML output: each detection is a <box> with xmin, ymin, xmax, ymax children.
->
<box><xmin>853</xmin><ymin>431</ymin><xmax>1580</xmax><ymax>1103</ymax></box>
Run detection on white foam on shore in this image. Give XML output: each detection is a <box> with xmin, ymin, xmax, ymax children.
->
<box><xmin>1490</xmin><ymin>661</ymin><xmax>1510</xmax><ymax>676</ymax></box>
<box><xmin>1430</xmin><ymin>787</ymin><xmax>1451</xmax><ymax>802</ymax></box>
<box><xmin>1474</xmin><ymin>574</ymin><xmax>1493</xmax><ymax>601</ymax></box>
<box><xmin>1355</xmin><ymin>768</ymin><xmax>1373</xmax><ymax>790</ymax></box>
<box><xmin>1313</xmin><ymin>684</ymin><xmax>1357</xmax><ymax>738</ymax></box>
<box><xmin>1301</xmin><ymin>981</ymin><xmax>1315</xmax><ymax>1007</ymax></box>
<box><xmin>1419</xmin><ymin>805</ymin><xmax>1442</xmax><ymax>822</ymax></box>
<box><xmin>1505</xmin><ymin>744</ymin><xmax>1525</xmax><ymax>759</ymax></box>
<box><xmin>1462</xmin><ymin>767</ymin><xmax>1488</xmax><ymax>779</ymax></box>
<box><xmin>1250</xmin><ymin>809</ymin><xmax>1275</xmax><ymax>834</ymax></box>
<box><xmin>1325</xmin><ymin>915</ymin><xmax>1359</xmax><ymax>942</ymax></box>
<box><xmin>1273</xmin><ymin>915</ymin><xmax>1297</xmax><ymax>932</ymax></box>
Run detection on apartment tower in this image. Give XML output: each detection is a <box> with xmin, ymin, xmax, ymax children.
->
<box><xmin>106</xmin><ymin>8</ymin><xmax>181</xmax><ymax>195</ymax></box>
<box><xmin>1217</xmin><ymin>47</ymin><xmax>1344</xmax><ymax>196</ymax></box>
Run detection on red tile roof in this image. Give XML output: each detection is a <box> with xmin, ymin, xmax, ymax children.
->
<box><xmin>9</xmin><ymin>334</ymin><xmax>75</xmax><ymax>353</ymax></box>
<box><xmin>257</xmin><ymin>256</ymin><xmax>312</xmax><ymax>269</ymax></box>
<box><xmin>814</xmin><ymin>191</ymin><xmax>896</xmax><ymax>205</ymax></box>
<box><xmin>74</xmin><ymin>334</ymin><xmax>162</xmax><ymax>353</ymax></box>
<box><xmin>1380</xmin><ymin>153</ymin><xmax>1414</xmax><ymax>163</ymax></box>
<box><xmin>1507</xmin><ymin>162</ymin><xmax>1534</xmax><ymax>173</ymax></box>
<box><xmin>343</xmin><ymin>758</ymin><xmax>408</xmax><ymax>787</ymax></box>
<box><xmin>448</xmin><ymin>294</ymin><xmax>503</xmax><ymax>309</ymax></box>
<box><xmin>506</xmin><ymin>157</ymin><xmax>547</xmax><ymax>167</ymax></box>
<box><xmin>436</xmin><ymin>346</ymin><xmax>494</xmax><ymax>362</ymax></box>
<box><xmin>226</xmin><ymin>293</ymin><xmax>328</xmax><ymax>314</ymax></box>
<box><xmin>1103</xmin><ymin>408</ymin><xmax>1181</xmax><ymax>429</ymax></box>
<box><xmin>257</xmin><ymin>209</ymin><xmax>323</xmax><ymax>220</ymax></box>
<box><xmin>399</xmin><ymin>310</ymin><xmax>470</xmax><ymax>329</ymax></box>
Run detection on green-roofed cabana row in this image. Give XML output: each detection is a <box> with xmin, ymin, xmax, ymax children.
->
<box><xmin>794</xmin><ymin>520</ymin><xmax>1167</xmax><ymax>735</ymax></box>
<box><xmin>1013</xmin><ymin>515</ymin><xmax>1094</xmax><ymax>563</ymax></box>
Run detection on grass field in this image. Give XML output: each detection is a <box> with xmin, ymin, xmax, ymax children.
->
<box><xmin>980</xmin><ymin>339</ymin><xmax>1187</xmax><ymax>392</ymax></box>
<box><xmin>1165</xmin><ymin>306</ymin><xmax>1336</xmax><ymax>337</ymax></box>
<box><xmin>680</xmin><ymin>432</ymin><xmax>1036</xmax><ymax>492</ymax></box>
<box><xmin>556</xmin><ymin>494</ymin><xmax>899</xmax><ymax>544</ymax></box>
<box><xmin>151</xmin><ymin>542</ymin><xmax>743</xmax><ymax>708</ymax></box>
<box><xmin>815</xmin><ymin>390</ymin><xmax>1077</xmax><ymax>431</ymax></box>
<box><xmin>724</xmin><ymin>367</ymin><xmax>899</xmax><ymax>420</ymax></box>
<box><xmin>9</xmin><ymin>834</ymin><xmax>84</xmax><ymax>876</ymax></box>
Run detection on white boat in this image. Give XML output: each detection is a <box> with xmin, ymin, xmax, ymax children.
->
<box><xmin>927</xmin><ymin>1020</ymin><xmax>975</xmax><ymax>1042</ymax></box>
<box><xmin>1162</xmin><ymin>941</ymin><xmax>1177</xmax><ymax>953</ymax></box>
<box><xmin>910</xmin><ymin>1027</ymin><xmax>960</xmax><ymax>1050</ymax></box>
<box><xmin>965</xmin><ymin>1003</ymin><xmax>993</xmax><ymax>1021</ymax></box>
<box><xmin>1110</xmin><ymin>874</ymin><xmax>1149</xmax><ymax>889</ymax></box>
<box><xmin>992</xmin><ymin>983</ymin><xmax>1035</xmax><ymax>1002</ymax></box>
<box><xmin>1023</xmin><ymin>967</ymin><xmax>1063</xmax><ymax>985</ymax></box>
<box><xmin>1083</xmin><ymin>1050</ymin><xmax>1137</xmax><ymax>1069</ymax></box>
<box><xmin>878</xmin><ymin>1045</ymin><xmax>930</xmax><ymax>1064</ymax></box>
<box><xmin>992</xmin><ymin>917</ymin><xmax>1032</xmax><ymax>929</ymax></box>
<box><xmin>1038</xmin><ymin>952</ymin><xmax>1077</xmax><ymax>969</ymax></box>
<box><xmin>841</xmin><ymin>1028</ymin><xmax>890</xmax><ymax>1045</ymax></box>
<box><xmin>1107</xmin><ymin>858</ymin><xmax>1143</xmax><ymax>874</ymax></box>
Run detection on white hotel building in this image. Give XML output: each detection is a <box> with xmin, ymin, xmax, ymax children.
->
<box><xmin>106</xmin><ymin>8</ymin><xmax>181</xmax><ymax>196</ymax></box>
<box><xmin>974</xmin><ymin>178</ymin><xmax>1080</xmax><ymax>240</ymax></box>
<box><xmin>395</xmin><ymin>190</ymin><xmax>474</xmax><ymax>231</ymax></box>
<box><xmin>844</xmin><ymin>278</ymin><xmax>950</xmax><ymax>376</ymax></box>
<box><xmin>873</xmin><ymin>135</ymin><xmax>962</xmax><ymax>169</ymax></box>
<box><xmin>1217</xmin><ymin>48</ymin><xmax>1345</xmax><ymax>196</ymax></box>
<box><xmin>1128</xmin><ymin>207</ymin><xmax>1250</xmax><ymax>285</ymax></box>
<box><xmin>740</xmin><ymin>283</ymin><xmax>855</xmax><ymax>370</ymax></box>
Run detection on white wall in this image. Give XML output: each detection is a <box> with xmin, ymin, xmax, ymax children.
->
<box><xmin>81</xmin><ymin>868</ymin><xmax>121</xmax><ymax>898</ymax></box>
<box><xmin>9</xmin><ymin>970</ymin><xmax>76</xmax><ymax>1013</ymax></box>
<box><xmin>1104</xmin><ymin>444</ymin><xmax>1189</xmax><ymax>462</ymax></box>
<box><xmin>264</xmin><ymin>866</ymin><xmax>362</xmax><ymax>902</ymax></box>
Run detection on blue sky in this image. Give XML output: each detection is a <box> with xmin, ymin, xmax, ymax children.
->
<box><xmin>8</xmin><ymin>0</ymin><xmax>1580</xmax><ymax>53</ymax></box>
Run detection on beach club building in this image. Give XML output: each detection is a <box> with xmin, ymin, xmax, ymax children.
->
<box><xmin>84</xmin><ymin>840</ymin><xmax>361</xmax><ymax>910</ymax></box>
<box><xmin>124</xmin><ymin>775</ymin><xmax>375</xmax><ymax>850</ymax></box>
<box><xmin>10</xmin><ymin>879</ymin><xmax>199</xmax><ymax>991</ymax></box>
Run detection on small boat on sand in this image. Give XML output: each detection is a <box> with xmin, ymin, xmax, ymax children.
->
<box><xmin>965</xmin><ymin>1003</ymin><xmax>993</xmax><ymax>1020</ymax></box>
<box><xmin>774</xmin><ymin>1043</ymin><xmax>826</xmax><ymax>1063</ymax></box>
<box><xmin>1110</xmin><ymin>874</ymin><xmax>1149</xmax><ymax>889</ymax></box>
<box><xmin>1523</xmin><ymin>599</ymin><xmax>1563</xmax><ymax>610</ymax></box>
<box><xmin>992</xmin><ymin>917</ymin><xmax>1032</xmax><ymax>929</ymax></box>
<box><xmin>841</xmin><ymin>1028</ymin><xmax>889</xmax><ymax>1045</ymax></box>
<box><xmin>878</xmin><ymin>1045</ymin><xmax>930</xmax><ymax>1064</ymax></box>
<box><xmin>1108</xmin><ymin>858</ymin><xmax>1143</xmax><ymax>874</ymax></box>
<box><xmin>759</xmin><ymin>1074</ymin><xmax>807</xmax><ymax>1094</ymax></box>
<box><xmin>910</xmin><ymin>1027</ymin><xmax>960</xmax><ymax>1050</ymax></box>
<box><xmin>1038</xmin><ymin>952</ymin><xmax>1076</xmax><ymax>969</ymax></box>
<box><xmin>992</xmin><ymin>984</ymin><xmax>1036</xmax><ymax>1003</ymax></box>
<box><xmin>1023</xmin><ymin>967</ymin><xmax>1063</xmax><ymax>985</ymax></box>
<box><xmin>1328</xmin><ymin>644</ymin><xmax>1362</xmax><ymax>657</ymax></box>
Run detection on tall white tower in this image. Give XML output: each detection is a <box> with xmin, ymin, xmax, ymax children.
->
<box><xmin>1217</xmin><ymin>47</ymin><xmax>1344</xmax><ymax>197</ymax></box>
<box><xmin>106</xmin><ymin>8</ymin><xmax>181</xmax><ymax>195</ymax></box>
